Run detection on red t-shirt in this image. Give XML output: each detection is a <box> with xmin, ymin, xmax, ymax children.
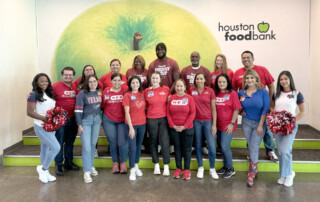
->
<box><xmin>181</xmin><ymin>65</ymin><xmax>212</xmax><ymax>90</ymax></box>
<box><xmin>101</xmin><ymin>86</ymin><xmax>128</xmax><ymax>122</ymax></box>
<box><xmin>122</xmin><ymin>91</ymin><xmax>146</xmax><ymax>126</ymax></box>
<box><xmin>216</xmin><ymin>90</ymin><xmax>242</xmax><ymax>132</ymax></box>
<box><xmin>126</xmin><ymin>68</ymin><xmax>149</xmax><ymax>90</ymax></box>
<box><xmin>211</xmin><ymin>69</ymin><xmax>234</xmax><ymax>88</ymax></box>
<box><xmin>52</xmin><ymin>81</ymin><xmax>76</xmax><ymax>118</ymax></box>
<box><xmin>167</xmin><ymin>94</ymin><xmax>196</xmax><ymax>129</ymax></box>
<box><xmin>99</xmin><ymin>72</ymin><xmax>127</xmax><ymax>90</ymax></box>
<box><xmin>188</xmin><ymin>86</ymin><xmax>216</xmax><ymax>121</ymax></box>
<box><xmin>232</xmin><ymin>65</ymin><xmax>274</xmax><ymax>91</ymax></box>
<box><xmin>73</xmin><ymin>77</ymin><xmax>103</xmax><ymax>95</ymax></box>
<box><xmin>144</xmin><ymin>86</ymin><xmax>170</xmax><ymax>119</ymax></box>
<box><xmin>148</xmin><ymin>57</ymin><xmax>180</xmax><ymax>88</ymax></box>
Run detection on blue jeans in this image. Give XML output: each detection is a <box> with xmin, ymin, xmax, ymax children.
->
<box><xmin>275</xmin><ymin>123</ymin><xmax>298</xmax><ymax>178</ymax></box>
<box><xmin>217</xmin><ymin>130</ymin><xmax>234</xmax><ymax>169</ymax></box>
<box><xmin>242</xmin><ymin>118</ymin><xmax>265</xmax><ymax>164</ymax></box>
<box><xmin>126</xmin><ymin>124</ymin><xmax>146</xmax><ymax>168</ymax></box>
<box><xmin>263</xmin><ymin>119</ymin><xmax>275</xmax><ymax>153</ymax></box>
<box><xmin>194</xmin><ymin>120</ymin><xmax>216</xmax><ymax>168</ymax></box>
<box><xmin>102</xmin><ymin>114</ymin><xmax>128</xmax><ymax>163</ymax></box>
<box><xmin>80</xmin><ymin>114</ymin><xmax>101</xmax><ymax>172</ymax></box>
<box><xmin>54</xmin><ymin>117</ymin><xmax>78</xmax><ymax>166</ymax></box>
<box><xmin>34</xmin><ymin>124</ymin><xmax>60</xmax><ymax>170</ymax></box>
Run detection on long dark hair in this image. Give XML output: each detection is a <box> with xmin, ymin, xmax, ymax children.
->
<box><xmin>83</xmin><ymin>75</ymin><xmax>100</xmax><ymax>93</ymax></box>
<box><xmin>193</xmin><ymin>72</ymin><xmax>207</xmax><ymax>87</ymax></box>
<box><xmin>275</xmin><ymin>70</ymin><xmax>296</xmax><ymax>99</ymax></box>
<box><xmin>32</xmin><ymin>73</ymin><xmax>55</xmax><ymax>102</ymax></box>
<box><xmin>78</xmin><ymin>65</ymin><xmax>97</xmax><ymax>90</ymax></box>
<box><xmin>126</xmin><ymin>75</ymin><xmax>142</xmax><ymax>93</ymax></box>
<box><xmin>214</xmin><ymin>73</ymin><xmax>233</xmax><ymax>95</ymax></box>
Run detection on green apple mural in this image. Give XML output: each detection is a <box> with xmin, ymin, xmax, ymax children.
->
<box><xmin>258</xmin><ymin>22</ymin><xmax>269</xmax><ymax>33</ymax></box>
<box><xmin>52</xmin><ymin>0</ymin><xmax>221</xmax><ymax>81</ymax></box>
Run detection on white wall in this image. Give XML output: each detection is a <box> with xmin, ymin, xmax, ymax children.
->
<box><xmin>309</xmin><ymin>0</ymin><xmax>320</xmax><ymax>130</ymax></box>
<box><xmin>0</xmin><ymin>0</ymin><xmax>38</xmax><ymax>156</ymax></box>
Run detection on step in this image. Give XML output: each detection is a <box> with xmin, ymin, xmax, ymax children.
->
<box><xmin>22</xmin><ymin>125</ymin><xmax>320</xmax><ymax>149</ymax></box>
<box><xmin>4</xmin><ymin>145</ymin><xmax>320</xmax><ymax>173</ymax></box>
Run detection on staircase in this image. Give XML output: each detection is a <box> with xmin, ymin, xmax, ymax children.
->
<box><xmin>3</xmin><ymin>125</ymin><xmax>320</xmax><ymax>172</ymax></box>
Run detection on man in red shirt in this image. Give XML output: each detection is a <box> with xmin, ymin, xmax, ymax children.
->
<box><xmin>148</xmin><ymin>43</ymin><xmax>180</xmax><ymax>88</ymax></box>
<box><xmin>233</xmin><ymin>50</ymin><xmax>278</xmax><ymax>162</ymax></box>
<box><xmin>181</xmin><ymin>51</ymin><xmax>212</xmax><ymax>90</ymax></box>
<box><xmin>52</xmin><ymin>67</ymin><xmax>79</xmax><ymax>175</ymax></box>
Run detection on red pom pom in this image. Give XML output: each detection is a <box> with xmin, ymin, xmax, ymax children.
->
<box><xmin>267</xmin><ymin>110</ymin><xmax>296</xmax><ymax>136</ymax></box>
<box><xmin>42</xmin><ymin>107</ymin><xmax>68</xmax><ymax>132</ymax></box>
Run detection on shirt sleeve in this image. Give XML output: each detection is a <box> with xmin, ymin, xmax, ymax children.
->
<box><xmin>232</xmin><ymin>71</ymin><xmax>239</xmax><ymax>91</ymax></box>
<box><xmin>27</xmin><ymin>92</ymin><xmax>37</xmax><ymax>103</ymax></box>
<box><xmin>297</xmin><ymin>92</ymin><xmax>304</xmax><ymax>105</ymax></box>
<box><xmin>172</xmin><ymin>60</ymin><xmax>180</xmax><ymax>74</ymax></box>
<box><xmin>184</xmin><ymin>95</ymin><xmax>196</xmax><ymax>128</ymax></box>
<box><xmin>75</xmin><ymin>91</ymin><xmax>85</xmax><ymax>125</ymax></box>
<box><xmin>231</xmin><ymin>91</ymin><xmax>242</xmax><ymax>111</ymax></box>
<box><xmin>261</xmin><ymin>89</ymin><xmax>270</xmax><ymax>115</ymax></box>
<box><xmin>122</xmin><ymin>93</ymin><xmax>130</xmax><ymax>107</ymax></box>
<box><xmin>262</xmin><ymin>67</ymin><xmax>275</xmax><ymax>86</ymax></box>
<box><xmin>209</xmin><ymin>88</ymin><xmax>216</xmax><ymax>100</ymax></box>
<box><xmin>205</xmin><ymin>68</ymin><xmax>212</xmax><ymax>87</ymax></box>
<box><xmin>166</xmin><ymin>97</ymin><xmax>174</xmax><ymax>128</ymax></box>
<box><xmin>228</xmin><ymin>69</ymin><xmax>234</xmax><ymax>84</ymax></box>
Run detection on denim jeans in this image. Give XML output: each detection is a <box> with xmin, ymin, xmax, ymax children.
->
<box><xmin>263</xmin><ymin>119</ymin><xmax>275</xmax><ymax>153</ymax></box>
<box><xmin>80</xmin><ymin>114</ymin><xmax>101</xmax><ymax>172</ymax></box>
<box><xmin>275</xmin><ymin>123</ymin><xmax>298</xmax><ymax>178</ymax></box>
<box><xmin>242</xmin><ymin>118</ymin><xmax>265</xmax><ymax>164</ymax></box>
<box><xmin>126</xmin><ymin>124</ymin><xmax>146</xmax><ymax>168</ymax></box>
<box><xmin>147</xmin><ymin>117</ymin><xmax>170</xmax><ymax>164</ymax></box>
<box><xmin>34</xmin><ymin>124</ymin><xmax>60</xmax><ymax>170</ymax></box>
<box><xmin>170</xmin><ymin>127</ymin><xmax>194</xmax><ymax>170</ymax></box>
<box><xmin>194</xmin><ymin>120</ymin><xmax>216</xmax><ymax>168</ymax></box>
<box><xmin>54</xmin><ymin>117</ymin><xmax>78</xmax><ymax>166</ymax></box>
<box><xmin>217</xmin><ymin>130</ymin><xmax>234</xmax><ymax>168</ymax></box>
<box><xmin>102</xmin><ymin>114</ymin><xmax>128</xmax><ymax>163</ymax></box>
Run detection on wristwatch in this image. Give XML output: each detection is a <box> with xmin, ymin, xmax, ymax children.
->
<box><xmin>231</xmin><ymin>122</ymin><xmax>235</xmax><ymax>126</ymax></box>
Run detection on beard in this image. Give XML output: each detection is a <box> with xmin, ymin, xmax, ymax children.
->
<box><xmin>157</xmin><ymin>51</ymin><xmax>166</xmax><ymax>60</ymax></box>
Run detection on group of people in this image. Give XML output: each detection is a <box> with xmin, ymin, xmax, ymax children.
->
<box><xmin>27</xmin><ymin>43</ymin><xmax>304</xmax><ymax>188</ymax></box>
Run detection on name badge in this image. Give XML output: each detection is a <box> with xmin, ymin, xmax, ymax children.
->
<box><xmin>224</xmin><ymin>95</ymin><xmax>230</xmax><ymax>100</ymax></box>
<box><xmin>131</xmin><ymin>95</ymin><xmax>136</xmax><ymax>100</ymax></box>
<box><xmin>182</xmin><ymin>98</ymin><xmax>188</xmax><ymax>104</ymax></box>
<box><xmin>192</xmin><ymin>91</ymin><xmax>198</xmax><ymax>95</ymax></box>
<box><xmin>240</xmin><ymin>96</ymin><xmax>245</xmax><ymax>102</ymax></box>
<box><xmin>212</xmin><ymin>75</ymin><xmax>216</xmax><ymax>79</ymax></box>
<box><xmin>148</xmin><ymin>91</ymin><xmax>154</xmax><ymax>97</ymax></box>
<box><xmin>105</xmin><ymin>95</ymin><xmax>110</xmax><ymax>100</ymax></box>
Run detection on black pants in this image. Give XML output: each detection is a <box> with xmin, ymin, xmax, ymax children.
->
<box><xmin>170</xmin><ymin>127</ymin><xmax>194</xmax><ymax>170</ymax></box>
<box><xmin>147</xmin><ymin>117</ymin><xmax>170</xmax><ymax>164</ymax></box>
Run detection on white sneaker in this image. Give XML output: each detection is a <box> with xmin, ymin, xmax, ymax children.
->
<box><xmin>202</xmin><ymin>147</ymin><xmax>209</xmax><ymax>155</ymax></box>
<box><xmin>94</xmin><ymin>149</ymin><xmax>98</xmax><ymax>157</ymax></box>
<box><xmin>284</xmin><ymin>171</ymin><xmax>295</xmax><ymax>187</ymax></box>
<box><xmin>209</xmin><ymin>168</ymin><xmax>219</xmax><ymax>180</ymax></box>
<box><xmin>154</xmin><ymin>163</ymin><xmax>161</xmax><ymax>175</ymax></box>
<box><xmin>37</xmin><ymin>165</ymin><xmax>48</xmax><ymax>183</ymax></box>
<box><xmin>84</xmin><ymin>172</ymin><xmax>92</xmax><ymax>183</ymax></box>
<box><xmin>170</xmin><ymin>145</ymin><xmax>174</xmax><ymax>154</ymax></box>
<box><xmin>135</xmin><ymin>164</ymin><xmax>143</xmax><ymax>177</ymax></box>
<box><xmin>197</xmin><ymin>167</ymin><xmax>204</xmax><ymax>179</ymax></box>
<box><xmin>163</xmin><ymin>164</ymin><xmax>170</xmax><ymax>176</ymax></box>
<box><xmin>278</xmin><ymin>178</ymin><xmax>285</xmax><ymax>185</ymax></box>
<box><xmin>129</xmin><ymin>168</ymin><xmax>136</xmax><ymax>181</ymax></box>
<box><xmin>91</xmin><ymin>167</ymin><xmax>98</xmax><ymax>176</ymax></box>
<box><xmin>44</xmin><ymin>170</ymin><xmax>56</xmax><ymax>182</ymax></box>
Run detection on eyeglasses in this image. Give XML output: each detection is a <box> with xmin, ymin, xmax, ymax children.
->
<box><xmin>62</xmin><ymin>74</ymin><xmax>74</xmax><ymax>77</ymax></box>
<box><xmin>85</xmin><ymin>69</ymin><xmax>94</xmax><ymax>72</ymax></box>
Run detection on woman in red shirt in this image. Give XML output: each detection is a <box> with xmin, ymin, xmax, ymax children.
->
<box><xmin>211</xmin><ymin>54</ymin><xmax>234</xmax><ymax>88</ymax></box>
<box><xmin>99</xmin><ymin>59</ymin><xmax>127</xmax><ymax>90</ymax></box>
<box><xmin>167</xmin><ymin>79</ymin><xmax>196</xmax><ymax>180</ymax></box>
<box><xmin>145</xmin><ymin>71</ymin><xmax>171</xmax><ymax>176</ymax></box>
<box><xmin>126</xmin><ymin>55</ymin><xmax>149</xmax><ymax>90</ymax></box>
<box><xmin>123</xmin><ymin>75</ymin><xmax>146</xmax><ymax>181</ymax></box>
<box><xmin>214</xmin><ymin>73</ymin><xmax>242</xmax><ymax>179</ymax></box>
<box><xmin>101</xmin><ymin>73</ymin><xmax>128</xmax><ymax>174</ymax></box>
<box><xmin>73</xmin><ymin>65</ymin><xmax>103</xmax><ymax>95</ymax></box>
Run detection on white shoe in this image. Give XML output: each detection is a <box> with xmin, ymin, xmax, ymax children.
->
<box><xmin>170</xmin><ymin>145</ymin><xmax>174</xmax><ymax>154</ymax></box>
<box><xmin>197</xmin><ymin>167</ymin><xmax>204</xmax><ymax>179</ymax></box>
<box><xmin>94</xmin><ymin>149</ymin><xmax>98</xmax><ymax>157</ymax></box>
<box><xmin>202</xmin><ymin>147</ymin><xmax>209</xmax><ymax>155</ymax></box>
<box><xmin>44</xmin><ymin>170</ymin><xmax>56</xmax><ymax>182</ymax></box>
<box><xmin>163</xmin><ymin>164</ymin><xmax>170</xmax><ymax>176</ymax></box>
<box><xmin>278</xmin><ymin>178</ymin><xmax>285</xmax><ymax>185</ymax></box>
<box><xmin>91</xmin><ymin>167</ymin><xmax>98</xmax><ymax>176</ymax></box>
<box><xmin>135</xmin><ymin>164</ymin><xmax>143</xmax><ymax>177</ymax></box>
<box><xmin>284</xmin><ymin>171</ymin><xmax>295</xmax><ymax>187</ymax></box>
<box><xmin>84</xmin><ymin>172</ymin><xmax>92</xmax><ymax>183</ymax></box>
<box><xmin>154</xmin><ymin>163</ymin><xmax>161</xmax><ymax>175</ymax></box>
<box><xmin>37</xmin><ymin>165</ymin><xmax>48</xmax><ymax>183</ymax></box>
<box><xmin>209</xmin><ymin>168</ymin><xmax>219</xmax><ymax>180</ymax></box>
<box><xmin>129</xmin><ymin>168</ymin><xmax>136</xmax><ymax>181</ymax></box>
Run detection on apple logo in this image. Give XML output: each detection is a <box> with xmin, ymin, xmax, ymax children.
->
<box><xmin>257</xmin><ymin>22</ymin><xmax>269</xmax><ymax>33</ymax></box>
<box><xmin>52</xmin><ymin>0</ymin><xmax>221</xmax><ymax>81</ymax></box>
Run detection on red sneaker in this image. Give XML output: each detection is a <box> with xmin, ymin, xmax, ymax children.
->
<box><xmin>173</xmin><ymin>168</ymin><xmax>182</xmax><ymax>179</ymax></box>
<box><xmin>183</xmin><ymin>170</ymin><xmax>191</xmax><ymax>180</ymax></box>
<box><xmin>112</xmin><ymin>162</ymin><xmax>120</xmax><ymax>174</ymax></box>
<box><xmin>120</xmin><ymin>162</ymin><xmax>127</xmax><ymax>174</ymax></box>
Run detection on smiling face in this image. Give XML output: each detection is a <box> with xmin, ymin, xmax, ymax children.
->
<box><xmin>215</xmin><ymin>56</ymin><xmax>223</xmax><ymax>71</ymax></box>
<box><xmin>156</xmin><ymin>47</ymin><xmax>166</xmax><ymax>60</ymax></box>
<box><xmin>195</xmin><ymin>74</ymin><xmax>205</xmax><ymax>88</ymax></box>
<box><xmin>241</xmin><ymin>53</ymin><xmax>254</xmax><ymax>68</ymax></box>
<box><xmin>245</xmin><ymin>74</ymin><xmax>257</xmax><ymax>88</ymax></box>
<box><xmin>134</xmin><ymin>58</ymin><xmax>143</xmax><ymax>70</ymax></box>
<box><xmin>217</xmin><ymin>76</ymin><xmax>228</xmax><ymax>91</ymax></box>
<box><xmin>111</xmin><ymin>75</ymin><xmax>122</xmax><ymax>89</ymax></box>
<box><xmin>151</xmin><ymin>73</ymin><xmax>161</xmax><ymax>87</ymax></box>
<box><xmin>175</xmin><ymin>80</ymin><xmax>186</xmax><ymax>96</ymax></box>
<box><xmin>88</xmin><ymin>76</ymin><xmax>98</xmax><ymax>91</ymax></box>
<box><xmin>61</xmin><ymin>70</ymin><xmax>74</xmax><ymax>84</ymax></box>
<box><xmin>37</xmin><ymin>76</ymin><xmax>49</xmax><ymax>91</ymax></box>
<box><xmin>190</xmin><ymin>51</ymin><xmax>200</xmax><ymax>66</ymax></box>
<box><xmin>84</xmin><ymin>66</ymin><xmax>94</xmax><ymax>77</ymax></box>
<box><xmin>130</xmin><ymin>78</ymin><xmax>140</xmax><ymax>92</ymax></box>
<box><xmin>280</xmin><ymin>74</ymin><xmax>291</xmax><ymax>91</ymax></box>
<box><xmin>110</xmin><ymin>60</ymin><xmax>121</xmax><ymax>73</ymax></box>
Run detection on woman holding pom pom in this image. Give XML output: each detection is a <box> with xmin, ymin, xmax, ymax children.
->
<box><xmin>271</xmin><ymin>71</ymin><xmax>305</xmax><ymax>187</ymax></box>
<box><xmin>27</xmin><ymin>73</ymin><xmax>60</xmax><ymax>184</ymax></box>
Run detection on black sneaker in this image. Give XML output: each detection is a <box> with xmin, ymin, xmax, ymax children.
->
<box><xmin>222</xmin><ymin>168</ymin><xmax>235</xmax><ymax>178</ymax></box>
<box><xmin>216</xmin><ymin>167</ymin><xmax>226</xmax><ymax>175</ymax></box>
<box><xmin>64</xmin><ymin>162</ymin><xmax>80</xmax><ymax>171</ymax></box>
<box><xmin>55</xmin><ymin>165</ymin><xmax>64</xmax><ymax>176</ymax></box>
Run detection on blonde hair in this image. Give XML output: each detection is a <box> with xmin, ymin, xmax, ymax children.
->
<box><xmin>214</xmin><ymin>54</ymin><xmax>228</xmax><ymax>74</ymax></box>
<box><xmin>242</xmin><ymin>69</ymin><xmax>264</xmax><ymax>90</ymax></box>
